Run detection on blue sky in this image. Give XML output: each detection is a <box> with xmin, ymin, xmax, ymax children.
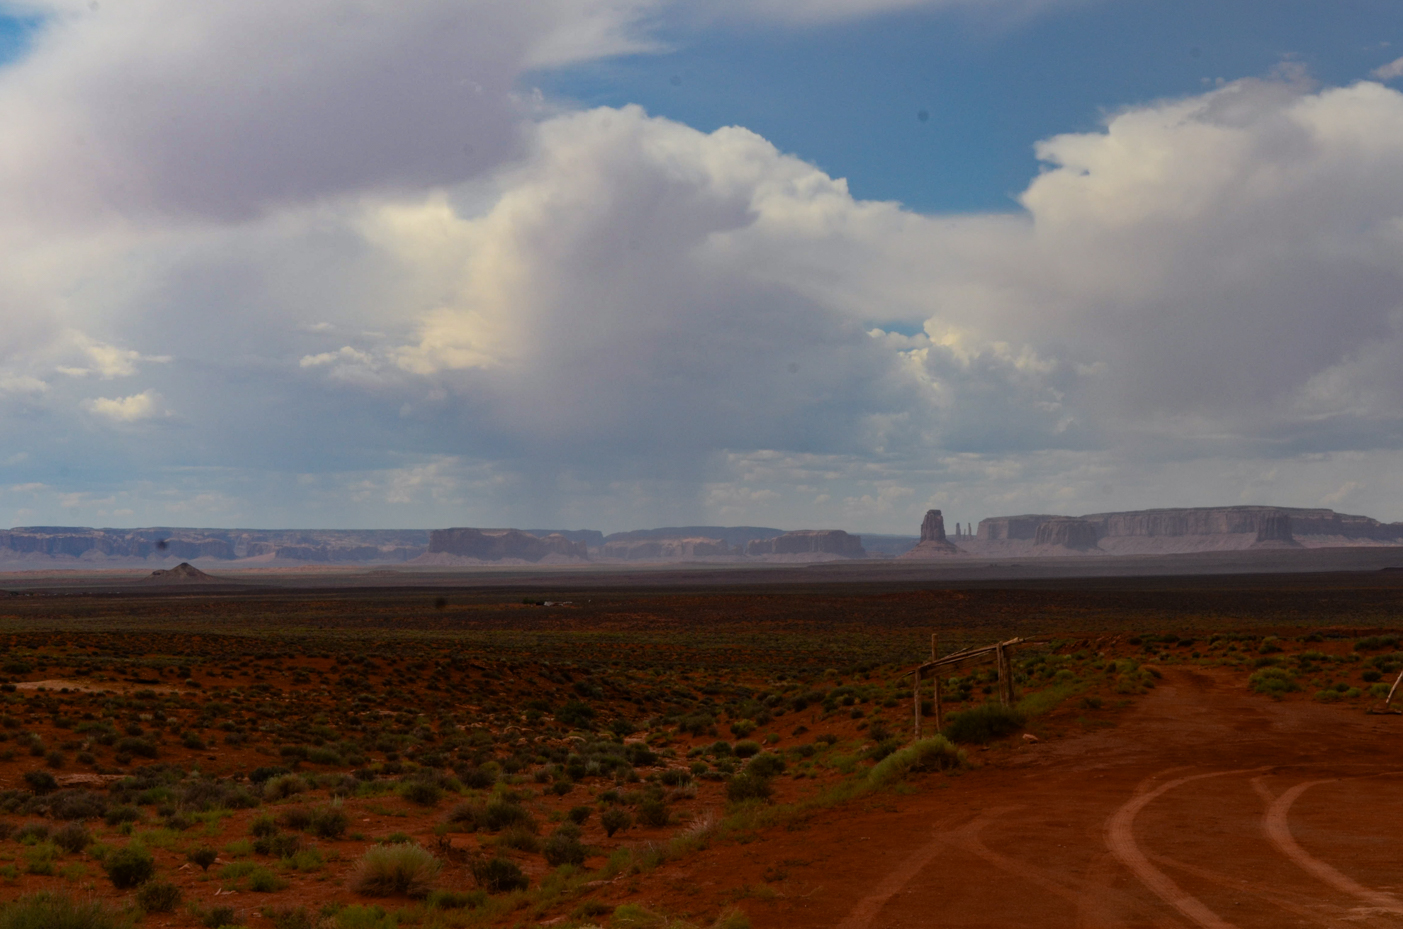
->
<box><xmin>532</xmin><ymin>0</ymin><xmax>1403</xmax><ymax>212</ymax></box>
<box><xmin>2</xmin><ymin>0</ymin><xmax>1403</xmax><ymax>533</ymax></box>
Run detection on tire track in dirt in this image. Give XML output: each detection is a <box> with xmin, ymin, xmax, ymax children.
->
<box><xmin>1256</xmin><ymin>778</ymin><xmax>1403</xmax><ymax>913</ymax></box>
<box><xmin>1148</xmin><ymin>851</ymin><xmax>1356</xmax><ymax>929</ymax></box>
<box><xmin>957</xmin><ymin>811</ymin><xmax>1188</xmax><ymax>929</ymax></box>
<box><xmin>1105</xmin><ymin>768</ymin><xmax>1267</xmax><ymax>929</ymax></box>
<box><xmin>833</xmin><ymin>812</ymin><xmax>970</xmax><ymax>929</ymax></box>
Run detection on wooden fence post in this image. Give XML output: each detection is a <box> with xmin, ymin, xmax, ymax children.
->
<box><xmin>913</xmin><ymin>667</ymin><xmax>922</xmax><ymax>741</ymax></box>
<box><xmin>995</xmin><ymin>643</ymin><xmax>1009</xmax><ymax>707</ymax></box>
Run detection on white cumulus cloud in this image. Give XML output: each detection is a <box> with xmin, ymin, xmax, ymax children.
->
<box><xmin>82</xmin><ymin>390</ymin><xmax>165</xmax><ymax>423</ymax></box>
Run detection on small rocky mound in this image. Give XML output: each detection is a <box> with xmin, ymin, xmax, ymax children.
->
<box><xmin>145</xmin><ymin>562</ymin><xmax>212</xmax><ymax>581</ymax></box>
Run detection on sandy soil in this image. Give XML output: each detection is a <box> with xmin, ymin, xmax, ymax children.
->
<box><xmin>642</xmin><ymin>667</ymin><xmax>1403</xmax><ymax>929</ymax></box>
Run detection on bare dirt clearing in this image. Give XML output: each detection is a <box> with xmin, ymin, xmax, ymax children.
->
<box><xmin>717</xmin><ymin>667</ymin><xmax>1403</xmax><ymax>929</ymax></box>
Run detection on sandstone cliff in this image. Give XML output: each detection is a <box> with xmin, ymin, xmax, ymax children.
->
<box><xmin>963</xmin><ymin>506</ymin><xmax>1403</xmax><ymax>557</ymax></box>
<box><xmin>601</xmin><ymin>537</ymin><xmax>732</xmax><ymax>560</ymax></box>
<box><xmin>427</xmin><ymin>528</ymin><xmax>588</xmax><ymax>562</ymax></box>
<box><xmin>746</xmin><ymin>530</ymin><xmax>865</xmax><ymax>558</ymax></box>
<box><xmin>898</xmin><ymin>510</ymin><xmax>962</xmax><ymax>558</ymax></box>
<box><xmin>0</xmin><ymin>527</ymin><xmax>430</xmax><ymax>565</ymax></box>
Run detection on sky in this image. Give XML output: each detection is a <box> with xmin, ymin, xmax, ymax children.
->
<box><xmin>1</xmin><ymin>0</ymin><xmax>1403</xmax><ymax>535</ymax></box>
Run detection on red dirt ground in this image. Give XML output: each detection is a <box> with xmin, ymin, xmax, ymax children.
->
<box><xmin>629</xmin><ymin>666</ymin><xmax>1403</xmax><ymax>929</ymax></box>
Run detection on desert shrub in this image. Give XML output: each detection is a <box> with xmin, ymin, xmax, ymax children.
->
<box><xmin>746</xmin><ymin>753</ymin><xmax>786</xmax><ymax>778</ymax></box>
<box><xmin>732</xmin><ymin>740</ymin><xmax>761</xmax><ymax>759</ymax></box>
<box><xmin>428</xmin><ymin>889</ymin><xmax>486</xmax><ymax>910</ymax></box>
<box><xmin>268</xmin><ymin>907</ymin><xmax>314</xmax><ymax>929</ymax></box>
<box><xmin>942</xmin><ymin>704</ymin><xmax>1026</xmax><ymax>744</ymax></box>
<box><xmin>246</xmin><ymin>867</ymin><xmax>287</xmax><ymax>892</ymax></box>
<box><xmin>135</xmin><ymin>880</ymin><xmax>181</xmax><ymax>913</ymax></box>
<box><xmin>868</xmin><ymin>737</ymin><xmax>965</xmax><ymax>786</ymax></box>
<box><xmin>557</xmin><ymin>700</ymin><xmax>595</xmax><ymax>728</ymax></box>
<box><xmin>725</xmin><ymin>773</ymin><xmax>772</xmax><ymax>803</ymax></box>
<box><xmin>567</xmin><ymin>805</ymin><xmax>592</xmax><ymax>825</ymax></box>
<box><xmin>254</xmin><ymin>834</ymin><xmax>301</xmax><ymax>858</ymax></box>
<box><xmin>50</xmin><ymin>790</ymin><xmax>105</xmax><ymax>821</ymax></box>
<box><xmin>496</xmin><ymin>827</ymin><xmax>540</xmax><ymax>853</ymax></box>
<box><xmin>398</xmin><ymin>781</ymin><xmax>441</xmax><ymax>807</ymax></box>
<box><xmin>350</xmin><ymin>844</ymin><xmax>440</xmax><ymax>897</ymax></box>
<box><xmin>600</xmin><ymin>807</ymin><xmax>633</xmax><ymax>837</ymax></box>
<box><xmin>638</xmin><ymin>798</ymin><xmax>670</xmax><ymax>828</ymax></box>
<box><xmin>201</xmin><ymin>905</ymin><xmax>236</xmax><ymax>929</ymax></box>
<box><xmin>444</xmin><ymin>802</ymin><xmax>482</xmax><ymax>830</ymax></box>
<box><xmin>457</xmin><ymin>766</ymin><xmax>497</xmax><ymax>790</ymax></box>
<box><xmin>309</xmin><ymin>805</ymin><xmax>348</xmax><ymax>839</ymax></box>
<box><xmin>481</xmin><ymin>799</ymin><xmax>530</xmax><ymax>831</ymax></box>
<box><xmin>470</xmin><ymin>855</ymin><xmax>528</xmax><ymax>893</ymax></box>
<box><xmin>543</xmin><ymin>826</ymin><xmax>587</xmax><ymax>867</ymax></box>
<box><xmin>21</xmin><ymin>771</ymin><xmax>56</xmax><ymax>795</ymax></box>
<box><xmin>103</xmin><ymin>845</ymin><xmax>155</xmax><ymax>889</ymax></box>
<box><xmin>250</xmin><ymin>814</ymin><xmax>279</xmax><ymax>837</ymax></box>
<box><xmin>263</xmin><ymin>774</ymin><xmax>308</xmax><ymax>801</ymax></box>
<box><xmin>52</xmin><ymin>822</ymin><xmax>90</xmax><ymax>854</ymax></box>
<box><xmin>677</xmin><ymin>714</ymin><xmax>714</xmax><ymax>736</ymax></box>
<box><xmin>1249</xmin><ymin>667</ymin><xmax>1300</xmax><ymax>697</ymax></box>
<box><xmin>1357</xmin><ymin>635</ymin><xmax>1400</xmax><ymax>652</ymax></box>
<box><xmin>187</xmin><ymin>846</ymin><xmax>217</xmax><ymax>871</ymax></box>
<box><xmin>115</xmin><ymin>738</ymin><xmax>157</xmax><ymax>759</ymax></box>
<box><xmin>248</xmin><ymin>766</ymin><xmax>290</xmax><ymax>785</ymax></box>
<box><xmin>0</xmin><ymin>892</ymin><xmax>126</xmax><ymax>929</ymax></box>
<box><xmin>279</xmin><ymin>807</ymin><xmax>313</xmax><ymax>831</ymax></box>
<box><xmin>104</xmin><ymin>805</ymin><xmax>141</xmax><ymax>827</ymax></box>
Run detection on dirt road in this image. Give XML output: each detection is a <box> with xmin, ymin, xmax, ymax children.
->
<box><xmin>654</xmin><ymin>668</ymin><xmax>1403</xmax><ymax>928</ymax></box>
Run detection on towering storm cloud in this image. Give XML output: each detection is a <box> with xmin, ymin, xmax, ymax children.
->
<box><xmin>1</xmin><ymin>1</ymin><xmax>1401</xmax><ymax>530</ymax></box>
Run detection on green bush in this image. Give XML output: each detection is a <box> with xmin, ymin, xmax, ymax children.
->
<box><xmin>103</xmin><ymin>845</ymin><xmax>155</xmax><ymax>889</ymax></box>
<box><xmin>398</xmin><ymin>781</ymin><xmax>442</xmax><ymax>807</ymax></box>
<box><xmin>187</xmin><ymin>847</ymin><xmax>217</xmax><ymax>872</ymax></box>
<box><xmin>246</xmin><ymin>866</ymin><xmax>287</xmax><ymax>892</ymax></box>
<box><xmin>135</xmin><ymin>880</ymin><xmax>181</xmax><ymax>913</ymax></box>
<box><xmin>350</xmin><ymin>844</ymin><xmax>440</xmax><ymax>897</ymax></box>
<box><xmin>942</xmin><ymin>704</ymin><xmax>1026</xmax><ymax>743</ymax></box>
<box><xmin>22</xmin><ymin>771</ymin><xmax>56</xmax><ymax>795</ymax></box>
<box><xmin>868</xmin><ymin>736</ymin><xmax>965</xmax><ymax>786</ymax></box>
<box><xmin>732</xmin><ymin>740</ymin><xmax>761</xmax><ymax>758</ymax></box>
<box><xmin>638</xmin><ymin>798</ymin><xmax>670</xmax><ymax>828</ymax></box>
<box><xmin>600</xmin><ymin>807</ymin><xmax>632</xmax><ymax>837</ymax></box>
<box><xmin>746</xmin><ymin>753</ymin><xmax>786</xmax><ymax>778</ymax></box>
<box><xmin>482</xmin><ymin>799</ymin><xmax>529</xmax><ymax>831</ymax></box>
<box><xmin>309</xmin><ymin>805</ymin><xmax>348</xmax><ymax>839</ymax></box>
<box><xmin>427</xmin><ymin>889</ymin><xmax>486</xmax><ymax>910</ymax></box>
<box><xmin>725</xmin><ymin>772</ymin><xmax>772</xmax><ymax>803</ymax></box>
<box><xmin>1248</xmin><ymin>666</ymin><xmax>1300</xmax><ymax>697</ymax></box>
<box><xmin>262</xmin><ymin>774</ymin><xmax>308</xmax><ymax>801</ymax></box>
<box><xmin>52</xmin><ymin>823</ymin><xmax>90</xmax><ymax>854</ymax></box>
<box><xmin>567</xmin><ymin>805</ymin><xmax>592</xmax><ymax>825</ymax></box>
<box><xmin>202</xmin><ymin>905</ymin><xmax>235</xmax><ymax>929</ymax></box>
<box><xmin>543</xmin><ymin>830</ymin><xmax>587</xmax><ymax>867</ymax></box>
<box><xmin>470</xmin><ymin>856</ymin><xmax>528</xmax><ymax>893</ymax></box>
<box><xmin>0</xmin><ymin>892</ymin><xmax>127</xmax><ymax>929</ymax></box>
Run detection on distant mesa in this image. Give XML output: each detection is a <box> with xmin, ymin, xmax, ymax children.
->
<box><xmin>960</xmin><ymin>506</ymin><xmax>1398</xmax><ymax>557</ymax></box>
<box><xmin>144</xmin><ymin>562</ymin><xmax>211</xmax><ymax>582</ymax></box>
<box><xmin>746</xmin><ymin>529</ymin><xmax>865</xmax><ymax>559</ymax></box>
<box><xmin>603</xmin><ymin>537</ymin><xmax>733</xmax><ymax>560</ymax></box>
<box><xmin>423</xmin><ymin>528</ymin><xmax>588</xmax><ymax>564</ymax></box>
<box><xmin>898</xmin><ymin>510</ymin><xmax>963</xmax><ymax>559</ymax></box>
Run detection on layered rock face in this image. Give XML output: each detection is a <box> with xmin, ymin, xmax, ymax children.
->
<box><xmin>0</xmin><ymin>528</ymin><xmax>429</xmax><ymax>564</ymax></box>
<box><xmin>898</xmin><ymin>510</ymin><xmax>962</xmax><ymax>558</ymax></box>
<box><xmin>427</xmin><ymin>528</ymin><xmax>588</xmax><ymax>562</ymax></box>
<box><xmin>1033</xmin><ymin>518</ymin><xmax>1100</xmax><ymax>551</ymax></box>
<box><xmin>746</xmin><ymin>530</ymin><xmax>865</xmax><ymax>557</ymax></box>
<box><xmin>966</xmin><ymin>506</ymin><xmax>1403</xmax><ymax>556</ymax></box>
<box><xmin>601</xmin><ymin>537</ymin><xmax>731</xmax><ymax>560</ymax></box>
